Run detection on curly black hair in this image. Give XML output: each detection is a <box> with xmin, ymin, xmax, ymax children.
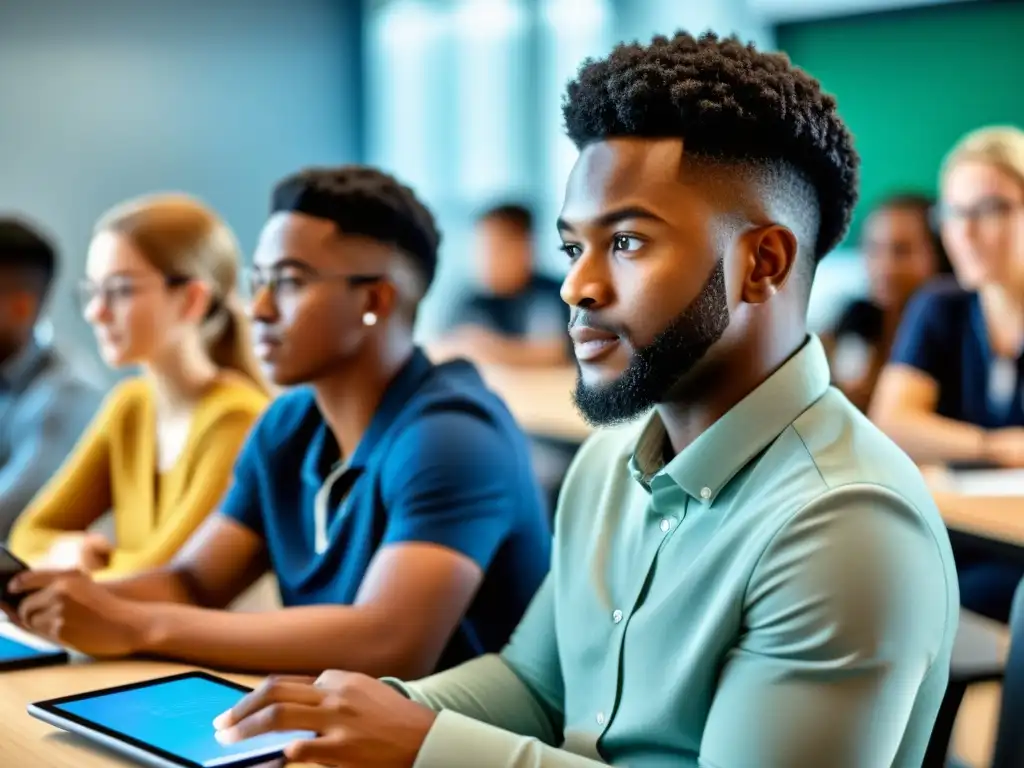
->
<box><xmin>272</xmin><ymin>166</ymin><xmax>442</xmax><ymax>287</ymax></box>
<box><xmin>562</xmin><ymin>31</ymin><xmax>859</xmax><ymax>260</ymax></box>
<box><xmin>0</xmin><ymin>217</ymin><xmax>57</xmax><ymax>299</ymax></box>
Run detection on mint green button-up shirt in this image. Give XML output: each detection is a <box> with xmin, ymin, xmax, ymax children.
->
<box><xmin>390</xmin><ymin>336</ymin><xmax>959</xmax><ymax>767</ymax></box>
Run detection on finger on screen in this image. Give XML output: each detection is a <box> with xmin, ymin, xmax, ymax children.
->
<box><xmin>215</xmin><ymin>703</ymin><xmax>335</xmax><ymax>745</ymax></box>
<box><xmin>213</xmin><ymin>680</ymin><xmax>326</xmax><ymax>730</ymax></box>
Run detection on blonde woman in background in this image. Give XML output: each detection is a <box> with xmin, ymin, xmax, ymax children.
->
<box><xmin>9</xmin><ymin>194</ymin><xmax>269</xmax><ymax>578</ymax></box>
<box><xmin>872</xmin><ymin>126</ymin><xmax>1024</xmax><ymax>622</ymax></box>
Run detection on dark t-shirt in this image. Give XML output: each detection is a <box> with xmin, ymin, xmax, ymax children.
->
<box><xmin>890</xmin><ymin>278</ymin><xmax>1024</xmax><ymax>428</ymax></box>
<box><xmin>835</xmin><ymin>299</ymin><xmax>884</xmax><ymax>344</ymax></box>
<box><xmin>453</xmin><ymin>275</ymin><xmax>567</xmax><ymax>343</ymax></box>
<box><xmin>829</xmin><ymin>299</ymin><xmax>884</xmax><ymax>386</ymax></box>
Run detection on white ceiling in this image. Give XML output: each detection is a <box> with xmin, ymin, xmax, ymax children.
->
<box><xmin>747</xmin><ymin>0</ymin><xmax>977</xmax><ymax>23</ymax></box>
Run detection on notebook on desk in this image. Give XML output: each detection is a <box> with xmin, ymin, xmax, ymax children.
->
<box><xmin>946</xmin><ymin>468</ymin><xmax>1024</xmax><ymax>497</ymax></box>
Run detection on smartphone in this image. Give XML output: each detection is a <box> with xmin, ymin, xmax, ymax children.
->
<box><xmin>0</xmin><ymin>545</ymin><xmax>29</xmax><ymax>611</ymax></box>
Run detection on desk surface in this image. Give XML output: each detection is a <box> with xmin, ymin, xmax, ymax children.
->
<box><xmin>924</xmin><ymin>466</ymin><xmax>1024</xmax><ymax>548</ymax></box>
<box><xmin>0</xmin><ymin>658</ymin><xmax>314</xmax><ymax>767</ymax></box>
<box><xmin>477</xmin><ymin>364</ymin><xmax>592</xmax><ymax>443</ymax></box>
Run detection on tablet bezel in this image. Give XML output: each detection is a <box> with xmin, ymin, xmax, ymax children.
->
<box><xmin>28</xmin><ymin>670</ymin><xmax>287</xmax><ymax>768</ymax></box>
<box><xmin>0</xmin><ymin>622</ymin><xmax>69</xmax><ymax>672</ymax></box>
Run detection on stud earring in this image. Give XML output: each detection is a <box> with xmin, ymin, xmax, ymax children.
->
<box><xmin>362</xmin><ymin>312</ymin><xmax>378</xmax><ymax>327</ymax></box>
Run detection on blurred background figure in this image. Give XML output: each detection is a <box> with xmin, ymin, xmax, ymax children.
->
<box><xmin>9</xmin><ymin>195</ymin><xmax>268</xmax><ymax>577</ymax></box>
<box><xmin>431</xmin><ymin>204</ymin><xmax>569</xmax><ymax>368</ymax></box>
<box><xmin>872</xmin><ymin>125</ymin><xmax>1024</xmax><ymax>622</ymax></box>
<box><xmin>0</xmin><ymin>218</ymin><xmax>100</xmax><ymax>540</ymax></box>
<box><xmin>825</xmin><ymin>193</ymin><xmax>951</xmax><ymax>410</ymax></box>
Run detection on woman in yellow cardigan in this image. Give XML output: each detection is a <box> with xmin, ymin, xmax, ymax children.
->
<box><xmin>9</xmin><ymin>194</ymin><xmax>269</xmax><ymax>577</ymax></box>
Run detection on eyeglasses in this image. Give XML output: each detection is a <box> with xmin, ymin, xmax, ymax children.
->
<box><xmin>932</xmin><ymin>197</ymin><xmax>1024</xmax><ymax>227</ymax></box>
<box><xmin>77</xmin><ymin>275</ymin><xmax>190</xmax><ymax>314</ymax></box>
<box><xmin>245</xmin><ymin>265</ymin><xmax>383</xmax><ymax>301</ymax></box>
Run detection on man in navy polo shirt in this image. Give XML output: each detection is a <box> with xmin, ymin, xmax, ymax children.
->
<box><xmin>11</xmin><ymin>166</ymin><xmax>552</xmax><ymax>678</ymax></box>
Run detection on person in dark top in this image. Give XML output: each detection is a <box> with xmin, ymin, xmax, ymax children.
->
<box><xmin>433</xmin><ymin>204</ymin><xmax>569</xmax><ymax>367</ymax></box>
<box><xmin>10</xmin><ymin>166</ymin><xmax>552</xmax><ymax>675</ymax></box>
<box><xmin>872</xmin><ymin>125</ymin><xmax>1024</xmax><ymax>622</ymax></box>
<box><xmin>826</xmin><ymin>194</ymin><xmax>951</xmax><ymax>411</ymax></box>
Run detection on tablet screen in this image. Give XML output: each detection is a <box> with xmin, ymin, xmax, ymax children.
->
<box><xmin>0</xmin><ymin>635</ymin><xmax>57</xmax><ymax>662</ymax></box>
<box><xmin>50</xmin><ymin>674</ymin><xmax>314</xmax><ymax>768</ymax></box>
<box><xmin>0</xmin><ymin>623</ymin><xmax>65</xmax><ymax>663</ymax></box>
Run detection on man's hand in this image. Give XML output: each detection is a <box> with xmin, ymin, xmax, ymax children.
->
<box><xmin>9</xmin><ymin>569</ymin><xmax>147</xmax><ymax>657</ymax></box>
<box><xmin>213</xmin><ymin>670</ymin><xmax>436</xmax><ymax>767</ymax></box>
<box><xmin>38</xmin><ymin>533</ymin><xmax>112</xmax><ymax>572</ymax></box>
<box><xmin>984</xmin><ymin>428</ymin><xmax>1024</xmax><ymax>468</ymax></box>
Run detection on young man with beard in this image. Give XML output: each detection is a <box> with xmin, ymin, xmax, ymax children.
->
<box><xmin>209</xmin><ymin>33</ymin><xmax>959</xmax><ymax>768</ymax></box>
<box><xmin>9</xmin><ymin>167</ymin><xmax>551</xmax><ymax>679</ymax></box>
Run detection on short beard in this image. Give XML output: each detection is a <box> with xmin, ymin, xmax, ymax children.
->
<box><xmin>573</xmin><ymin>259</ymin><xmax>730</xmax><ymax>427</ymax></box>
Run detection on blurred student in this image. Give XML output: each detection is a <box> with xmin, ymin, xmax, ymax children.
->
<box><xmin>872</xmin><ymin>126</ymin><xmax>1024</xmax><ymax>622</ymax></box>
<box><xmin>825</xmin><ymin>194</ymin><xmax>950</xmax><ymax>410</ymax></box>
<box><xmin>0</xmin><ymin>219</ymin><xmax>100</xmax><ymax>540</ymax></box>
<box><xmin>10</xmin><ymin>167</ymin><xmax>551</xmax><ymax>679</ymax></box>
<box><xmin>209</xmin><ymin>34</ymin><xmax>956</xmax><ymax>768</ymax></box>
<box><xmin>432</xmin><ymin>204</ymin><xmax>569</xmax><ymax>367</ymax></box>
<box><xmin>9</xmin><ymin>195</ymin><xmax>268</xmax><ymax>576</ymax></box>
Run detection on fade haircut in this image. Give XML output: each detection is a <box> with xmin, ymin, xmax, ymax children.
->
<box><xmin>561</xmin><ymin>31</ymin><xmax>860</xmax><ymax>288</ymax></box>
<box><xmin>272</xmin><ymin>166</ymin><xmax>442</xmax><ymax>292</ymax></box>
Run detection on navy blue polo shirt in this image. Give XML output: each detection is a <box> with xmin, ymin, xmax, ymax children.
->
<box><xmin>890</xmin><ymin>278</ymin><xmax>1024</xmax><ymax>427</ymax></box>
<box><xmin>221</xmin><ymin>348</ymin><xmax>552</xmax><ymax>671</ymax></box>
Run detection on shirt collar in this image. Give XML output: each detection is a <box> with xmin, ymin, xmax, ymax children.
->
<box><xmin>0</xmin><ymin>340</ymin><xmax>47</xmax><ymax>392</ymax></box>
<box><xmin>628</xmin><ymin>334</ymin><xmax>831</xmax><ymax>505</ymax></box>
<box><xmin>303</xmin><ymin>347</ymin><xmax>435</xmax><ymax>484</ymax></box>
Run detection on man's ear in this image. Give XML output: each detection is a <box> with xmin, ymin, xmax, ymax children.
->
<box><xmin>363</xmin><ymin>280</ymin><xmax>398</xmax><ymax>324</ymax></box>
<box><xmin>738</xmin><ymin>224</ymin><xmax>798</xmax><ymax>304</ymax></box>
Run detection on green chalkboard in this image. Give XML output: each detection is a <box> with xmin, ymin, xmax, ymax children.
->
<box><xmin>777</xmin><ymin>1</ymin><xmax>1024</xmax><ymax>244</ymax></box>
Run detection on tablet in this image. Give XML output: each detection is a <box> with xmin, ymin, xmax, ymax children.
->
<box><xmin>28</xmin><ymin>671</ymin><xmax>315</xmax><ymax>768</ymax></box>
<box><xmin>0</xmin><ymin>621</ymin><xmax>68</xmax><ymax>671</ymax></box>
<box><xmin>0</xmin><ymin>544</ymin><xmax>30</xmax><ymax>610</ymax></box>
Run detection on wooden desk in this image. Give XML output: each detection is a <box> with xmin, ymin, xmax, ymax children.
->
<box><xmin>924</xmin><ymin>466</ymin><xmax>1024</xmax><ymax>548</ymax></box>
<box><xmin>477</xmin><ymin>364</ymin><xmax>592</xmax><ymax>444</ymax></box>
<box><xmin>0</xmin><ymin>656</ymin><xmax>314</xmax><ymax>767</ymax></box>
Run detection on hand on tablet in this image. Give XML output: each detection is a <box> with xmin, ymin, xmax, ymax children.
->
<box><xmin>9</xmin><ymin>569</ymin><xmax>145</xmax><ymax>657</ymax></box>
<box><xmin>213</xmin><ymin>670</ymin><xmax>436</xmax><ymax>767</ymax></box>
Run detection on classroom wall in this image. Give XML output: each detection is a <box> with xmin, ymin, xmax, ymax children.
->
<box><xmin>777</xmin><ymin>1</ymin><xmax>1024</xmax><ymax>242</ymax></box>
<box><xmin>0</xmin><ymin>0</ymin><xmax>363</xmax><ymax>383</ymax></box>
<box><xmin>614</xmin><ymin>0</ymin><xmax>773</xmax><ymax>48</ymax></box>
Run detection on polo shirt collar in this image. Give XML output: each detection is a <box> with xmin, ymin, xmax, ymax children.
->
<box><xmin>302</xmin><ymin>347</ymin><xmax>434</xmax><ymax>483</ymax></box>
<box><xmin>629</xmin><ymin>335</ymin><xmax>830</xmax><ymax>504</ymax></box>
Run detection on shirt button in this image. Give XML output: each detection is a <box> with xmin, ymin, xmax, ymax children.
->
<box><xmin>596</xmin><ymin>711</ymin><xmax>606</xmax><ymax>725</ymax></box>
<box><xmin>700</xmin><ymin>486</ymin><xmax>712</xmax><ymax>500</ymax></box>
<box><xmin>612</xmin><ymin>609</ymin><xmax>623</xmax><ymax>624</ymax></box>
<box><xmin>660</xmin><ymin>518</ymin><xmax>672</xmax><ymax>533</ymax></box>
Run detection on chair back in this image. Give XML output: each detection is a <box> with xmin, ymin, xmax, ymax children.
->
<box><xmin>991</xmin><ymin>579</ymin><xmax>1024</xmax><ymax>767</ymax></box>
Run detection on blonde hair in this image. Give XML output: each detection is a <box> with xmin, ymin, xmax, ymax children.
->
<box><xmin>95</xmin><ymin>193</ymin><xmax>268</xmax><ymax>393</ymax></box>
<box><xmin>942</xmin><ymin>125</ymin><xmax>1024</xmax><ymax>189</ymax></box>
